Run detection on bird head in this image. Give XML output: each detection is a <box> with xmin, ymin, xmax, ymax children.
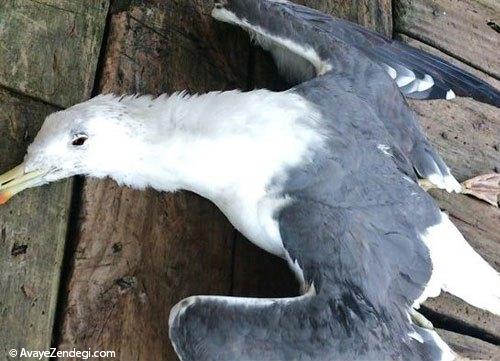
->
<box><xmin>0</xmin><ymin>95</ymin><xmax>143</xmax><ymax>204</ymax></box>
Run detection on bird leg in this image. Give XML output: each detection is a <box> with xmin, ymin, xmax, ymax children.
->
<box><xmin>410</xmin><ymin>309</ymin><xmax>434</xmax><ymax>330</ymax></box>
<box><xmin>417</xmin><ymin>179</ymin><xmax>435</xmax><ymax>192</ymax></box>
<box><xmin>419</xmin><ymin>173</ymin><xmax>500</xmax><ymax>207</ymax></box>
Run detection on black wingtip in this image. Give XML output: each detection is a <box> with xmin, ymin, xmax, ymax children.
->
<box><xmin>389</xmin><ymin>41</ymin><xmax>500</xmax><ymax>107</ymax></box>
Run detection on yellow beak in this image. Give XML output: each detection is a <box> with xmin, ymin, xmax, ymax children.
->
<box><xmin>0</xmin><ymin>163</ymin><xmax>46</xmax><ymax>205</ymax></box>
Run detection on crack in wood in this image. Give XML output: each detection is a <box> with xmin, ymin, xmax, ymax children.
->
<box><xmin>420</xmin><ymin>304</ymin><xmax>500</xmax><ymax>346</ymax></box>
<box><xmin>487</xmin><ymin>20</ymin><xmax>500</xmax><ymax>33</ymax></box>
<box><xmin>26</xmin><ymin>0</ymin><xmax>78</xmax><ymax>14</ymax></box>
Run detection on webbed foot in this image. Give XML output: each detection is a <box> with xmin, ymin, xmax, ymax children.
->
<box><xmin>461</xmin><ymin>173</ymin><xmax>500</xmax><ymax>207</ymax></box>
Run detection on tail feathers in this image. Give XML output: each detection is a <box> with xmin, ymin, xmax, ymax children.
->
<box><xmin>422</xmin><ymin>212</ymin><xmax>500</xmax><ymax>315</ymax></box>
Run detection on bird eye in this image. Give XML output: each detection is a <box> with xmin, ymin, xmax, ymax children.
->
<box><xmin>72</xmin><ymin>134</ymin><xmax>88</xmax><ymax>146</ymax></box>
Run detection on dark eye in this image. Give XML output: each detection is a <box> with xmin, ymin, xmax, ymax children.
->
<box><xmin>72</xmin><ymin>134</ymin><xmax>88</xmax><ymax>146</ymax></box>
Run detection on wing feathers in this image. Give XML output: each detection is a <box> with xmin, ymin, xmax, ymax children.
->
<box><xmin>214</xmin><ymin>0</ymin><xmax>499</xmax><ymax>106</ymax></box>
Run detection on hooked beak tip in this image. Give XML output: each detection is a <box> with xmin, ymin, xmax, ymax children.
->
<box><xmin>0</xmin><ymin>162</ymin><xmax>46</xmax><ymax>205</ymax></box>
<box><xmin>0</xmin><ymin>191</ymin><xmax>12</xmax><ymax>205</ymax></box>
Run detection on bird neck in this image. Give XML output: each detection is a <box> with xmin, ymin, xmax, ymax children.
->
<box><xmin>110</xmin><ymin>90</ymin><xmax>322</xmax><ymax>204</ymax></box>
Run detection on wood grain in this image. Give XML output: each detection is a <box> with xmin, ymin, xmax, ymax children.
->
<box><xmin>231</xmin><ymin>234</ymin><xmax>300</xmax><ymax>298</ymax></box>
<box><xmin>436</xmin><ymin>329</ymin><xmax>499</xmax><ymax>360</ymax></box>
<box><xmin>394</xmin><ymin>0</ymin><xmax>500</xmax><ymax>78</ymax></box>
<box><xmin>295</xmin><ymin>0</ymin><xmax>393</xmax><ymax>35</ymax></box>
<box><xmin>0</xmin><ymin>90</ymin><xmax>72</xmax><ymax>356</ymax></box>
<box><xmin>413</xmin><ymin>98</ymin><xmax>499</xmax><ymax>182</ymax></box>
<box><xmin>57</xmin><ymin>2</ymin><xmax>249</xmax><ymax>360</ymax></box>
<box><xmin>0</xmin><ymin>0</ymin><xmax>109</xmax><ymax>107</ymax></box>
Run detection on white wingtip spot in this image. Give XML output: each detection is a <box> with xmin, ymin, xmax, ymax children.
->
<box><xmin>443</xmin><ymin>175</ymin><xmax>462</xmax><ymax>193</ymax></box>
<box><xmin>446</xmin><ymin>89</ymin><xmax>456</xmax><ymax>100</ymax></box>
<box><xmin>396</xmin><ymin>74</ymin><xmax>416</xmax><ymax>87</ymax></box>
<box><xmin>426</xmin><ymin>173</ymin><xmax>462</xmax><ymax>193</ymax></box>
<box><xmin>384</xmin><ymin>64</ymin><xmax>397</xmax><ymax>79</ymax></box>
<box><xmin>416</xmin><ymin>74</ymin><xmax>434</xmax><ymax>92</ymax></box>
<box><xmin>425</xmin><ymin>329</ymin><xmax>456</xmax><ymax>361</ymax></box>
<box><xmin>395</xmin><ymin>66</ymin><xmax>416</xmax><ymax>87</ymax></box>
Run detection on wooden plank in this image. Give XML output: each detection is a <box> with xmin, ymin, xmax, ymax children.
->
<box><xmin>394</xmin><ymin>0</ymin><xmax>500</xmax><ymax>78</ymax></box>
<box><xmin>413</xmin><ymin>98</ymin><xmax>499</xmax><ymax>182</ymax></box>
<box><xmin>295</xmin><ymin>0</ymin><xmax>392</xmax><ymax>35</ymax></box>
<box><xmin>436</xmin><ymin>329</ymin><xmax>500</xmax><ymax>360</ymax></box>
<box><xmin>424</xmin><ymin>292</ymin><xmax>499</xmax><ymax>343</ymax></box>
<box><xmin>0</xmin><ymin>0</ymin><xmax>109</xmax><ymax>107</ymax></box>
<box><xmin>0</xmin><ymin>90</ymin><xmax>72</xmax><ymax>355</ymax></box>
<box><xmin>231</xmin><ymin>234</ymin><xmax>300</xmax><ymax>298</ymax></box>
<box><xmin>57</xmin><ymin>3</ymin><xmax>249</xmax><ymax>360</ymax></box>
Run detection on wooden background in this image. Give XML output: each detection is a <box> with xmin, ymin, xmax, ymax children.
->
<box><xmin>0</xmin><ymin>0</ymin><xmax>498</xmax><ymax>360</ymax></box>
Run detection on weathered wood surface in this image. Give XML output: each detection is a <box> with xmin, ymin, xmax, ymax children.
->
<box><xmin>414</xmin><ymin>98</ymin><xmax>499</xmax><ymax>185</ymax></box>
<box><xmin>296</xmin><ymin>0</ymin><xmax>392</xmax><ymax>34</ymax></box>
<box><xmin>57</xmin><ymin>2</ymin><xmax>248</xmax><ymax>360</ymax></box>
<box><xmin>232</xmin><ymin>234</ymin><xmax>299</xmax><ymax>298</ymax></box>
<box><xmin>436</xmin><ymin>329</ymin><xmax>499</xmax><ymax>360</ymax></box>
<box><xmin>394</xmin><ymin>0</ymin><xmax>500</xmax><ymax>78</ymax></box>
<box><xmin>0</xmin><ymin>0</ymin><xmax>109</xmax><ymax>107</ymax></box>
<box><xmin>0</xmin><ymin>90</ymin><xmax>72</xmax><ymax>356</ymax></box>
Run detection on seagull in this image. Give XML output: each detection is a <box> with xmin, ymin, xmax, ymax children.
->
<box><xmin>0</xmin><ymin>0</ymin><xmax>499</xmax><ymax>360</ymax></box>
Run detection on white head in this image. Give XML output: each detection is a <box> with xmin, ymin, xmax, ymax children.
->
<box><xmin>0</xmin><ymin>95</ymin><xmax>152</xmax><ymax>203</ymax></box>
<box><xmin>0</xmin><ymin>89</ymin><xmax>319</xmax><ymax>206</ymax></box>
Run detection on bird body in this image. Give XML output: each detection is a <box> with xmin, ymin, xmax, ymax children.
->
<box><xmin>0</xmin><ymin>0</ymin><xmax>499</xmax><ymax>360</ymax></box>
<box><xmin>7</xmin><ymin>72</ymin><xmax>496</xmax><ymax>361</ymax></box>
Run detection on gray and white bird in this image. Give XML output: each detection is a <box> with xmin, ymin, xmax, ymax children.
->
<box><xmin>1</xmin><ymin>0</ymin><xmax>499</xmax><ymax>360</ymax></box>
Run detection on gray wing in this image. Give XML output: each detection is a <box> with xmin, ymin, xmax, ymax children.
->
<box><xmin>169</xmin><ymin>290</ymin><xmax>446</xmax><ymax>361</ymax></box>
<box><xmin>212</xmin><ymin>0</ymin><xmax>463</xmax><ymax>192</ymax></box>
<box><xmin>213</xmin><ymin>0</ymin><xmax>499</xmax><ymax>106</ymax></box>
<box><xmin>169</xmin><ymin>74</ymin><xmax>453</xmax><ymax>361</ymax></box>
<box><xmin>283</xmin><ymin>72</ymin><xmax>443</xmax><ymax>312</ymax></box>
